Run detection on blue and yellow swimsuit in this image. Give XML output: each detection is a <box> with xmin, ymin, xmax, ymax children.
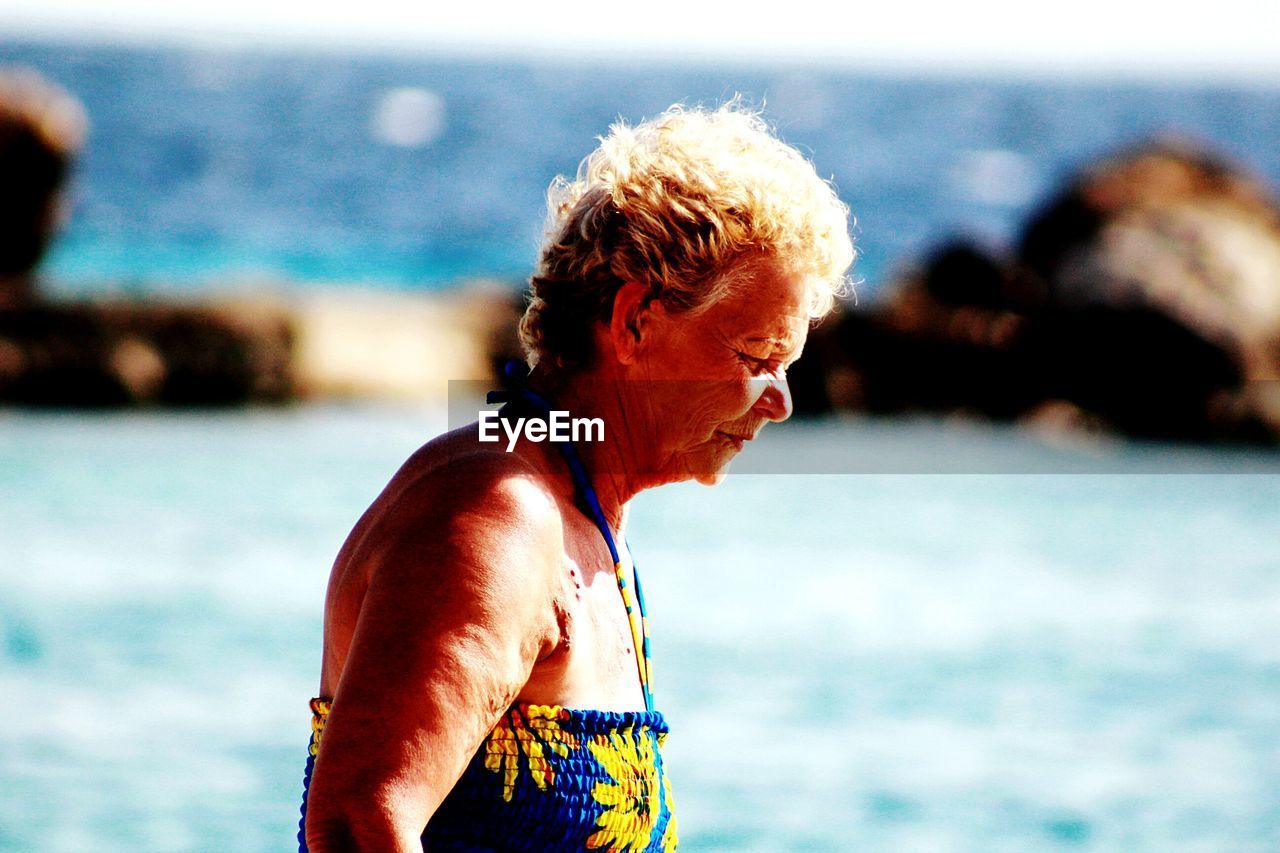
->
<box><xmin>298</xmin><ymin>369</ymin><xmax>677</xmax><ymax>852</ymax></box>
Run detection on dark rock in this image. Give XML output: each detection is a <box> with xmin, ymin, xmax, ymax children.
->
<box><xmin>793</xmin><ymin>139</ymin><xmax>1280</xmax><ymax>444</ymax></box>
<box><xmin>0</xmin><ymin>301</ymin><xmax>295</xmax><ymax>407</ymax></box>
<box><xmin>0</xmin><ymin>68</ymin><xmax>86</xmax><ymax>308</ymax></box>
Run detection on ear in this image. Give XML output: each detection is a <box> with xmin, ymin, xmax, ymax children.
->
<box><xmin>607</xmin><ymin>281</ymin><xmax>655</xmax><ymax>365</ymax></box>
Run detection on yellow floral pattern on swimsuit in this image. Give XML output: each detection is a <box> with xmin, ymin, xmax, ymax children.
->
<box><xmin>308</xmin><ymin>698</ymin><xmax>331</xmax><ymax>757</ymax></box>
<box><xmin>585</xmin><ymin>725</ymin><xmax>663</xmax><ymax>851</ymax></box>
<box><xmin>483</xmin><ymin>704</ymin><xmax>581</xmax><ymax>803</ymax></box>
<box><xmin>303</xmin><ymin>699</ymin><xmax>675</xmax><ymax>851</ymax></box>
<box><xmin>660</xmin><ymin>758</ymin><xmax>678</xmax><ymax>853</ymax></box>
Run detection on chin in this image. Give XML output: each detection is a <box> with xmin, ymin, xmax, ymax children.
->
<box><xmin>693</xmin><ymin>466</ymin><xmax>731</xmax><ymax>486</ymax></box>
<box><xmin>656</xmin><ymin>440</ymin><xmax>740</xmax><ymax>487</ymax></box>
<box><xmin>689</xmin><ymin>446</ymin><xmax>738</xmax><ymax>486</ymax></box>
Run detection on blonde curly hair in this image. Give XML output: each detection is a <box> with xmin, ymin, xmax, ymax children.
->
<box><xmin>520</xmin><ymin>101</ymin><xmax>855</xmax><ymax>376</ymax></box>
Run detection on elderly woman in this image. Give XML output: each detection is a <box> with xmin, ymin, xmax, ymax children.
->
<box><xmin>299</xmin><ymin>102</ymin><xmax>853</xmax><ymax>852</ymax></box>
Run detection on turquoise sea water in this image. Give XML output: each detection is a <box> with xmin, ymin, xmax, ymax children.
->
<box><xmin>2</xmin><ymin>407</ymin><xmax>1278</xmax><ymax>851</ymax></box>
<box><xmin>4</xmin><ymin>39</ymin><xmax>1280</xmax><ymax>296</ymax></box>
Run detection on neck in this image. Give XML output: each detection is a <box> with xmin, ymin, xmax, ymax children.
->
<box><xmin>528</xmin><ymin>364</ymin><xmax>655</xmax><ymax>533</ymax></box>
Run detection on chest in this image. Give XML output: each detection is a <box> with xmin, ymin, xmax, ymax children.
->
<box><xmin>533</xmin><ymin>523</ymin><xmax>648</xmax><ymax>708</ymax></box>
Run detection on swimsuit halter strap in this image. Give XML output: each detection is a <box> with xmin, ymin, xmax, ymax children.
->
<box><xmin>488</xmin><ymin>361</ymin><xmax>654</xmax><ymax>712</ymax></box>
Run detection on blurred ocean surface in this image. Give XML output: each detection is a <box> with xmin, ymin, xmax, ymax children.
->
<box><xmin>2</xmin><ymin>407</ymin><xmax>1278</xmax><ymax>851</ymax></box>
<box><xmin>0</xmin><ymin>38</ymin><xmax>1279</xmax><ymax>295</ymax></box>
<box><xmin>3</xmin><ymin>37</ymin><xmax>1280</xmax><ymax>853</ymax></box>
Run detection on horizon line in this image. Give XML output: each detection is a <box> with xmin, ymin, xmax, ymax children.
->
<box><xmin>3</xmin><ymin>21</ymin><xmax>1280</xmax><ymax>88</ymax></box>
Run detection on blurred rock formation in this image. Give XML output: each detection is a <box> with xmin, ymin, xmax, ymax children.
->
<box><xmin>0</xmin><ymin>299</ymin><xmax>294</xmax><ymax>406</ymax></box>
<box><xmin>0</xmin><ymin>67</ymin><xmax>292</xmax><ymax>407</ymax></box>
<box><xmin>0</xmin><ymin>67</ymin><xmax>519</xmax><ymax>408</ymax></box>
<box><xmin>793</xmin><ymin>139</ymin><xmax>1280</xmax><ymax>443</ymax></box>
<box><xmin>0</xmin><ymin>287</ymin><xmax>519</xmax><ymax>408</ymax></box>
<box><xmin>0</xmin><ymin>67</ymin><xmax>85</xmax><ymax>308</ymax></box>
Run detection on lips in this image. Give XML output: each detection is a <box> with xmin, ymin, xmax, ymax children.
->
<box><xmin>715</xmin><ymin>430</ymin><xmax>752</xmax><ymax>450</ymax></box>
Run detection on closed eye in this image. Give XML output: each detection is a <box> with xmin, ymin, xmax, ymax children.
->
<box><xmin>738</xmin><ymin>352</ymin><xmax>782</xmax><ymax>375</ymax></box>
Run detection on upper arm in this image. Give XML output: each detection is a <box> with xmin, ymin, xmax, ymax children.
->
<box><xmin>305</xmin><ymin>458</ymin><xmax>563</xmax><ymax>846</ymax></box>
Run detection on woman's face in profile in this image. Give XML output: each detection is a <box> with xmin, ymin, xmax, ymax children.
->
<box><xmin>633</xmin><ymin>258</ymin><xmax>811</xmax><ymax>486</ymax></box>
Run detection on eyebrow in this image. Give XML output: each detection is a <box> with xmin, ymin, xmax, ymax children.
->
<box><xmin>744</xmin><ymin>335</ymin><xmax>805</xmax><ymax>365</ymax></box>
<box><xmin>745</xmin><ymin>335</ymin><xmax>801</xmax><ymax>350</ymax></box>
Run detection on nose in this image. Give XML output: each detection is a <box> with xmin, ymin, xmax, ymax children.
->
<box><xmin>751</xmin><ymin>367</ymin><xmax>793</xmax><ymax>423</ymax></box>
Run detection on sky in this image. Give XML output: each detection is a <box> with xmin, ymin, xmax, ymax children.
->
<box><xmin>0</xmin><ymin>0</ymin><xmax>1278</xmax><ymax>80</ymax></box>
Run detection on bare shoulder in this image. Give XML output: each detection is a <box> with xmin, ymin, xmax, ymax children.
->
<box><xmin>381</xmin><ymin>425</ymin><xmax>562</xmax><ymax>546</ymax></box>
<box><xmin>350</xmin><ymin>426</ymin><xmax>568</xmax><ymax>579</ymax></box>
<box><xmin>321</xmin><ymin>424</ymin><xmax>566</xmax><ymax>691</ymax></box>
